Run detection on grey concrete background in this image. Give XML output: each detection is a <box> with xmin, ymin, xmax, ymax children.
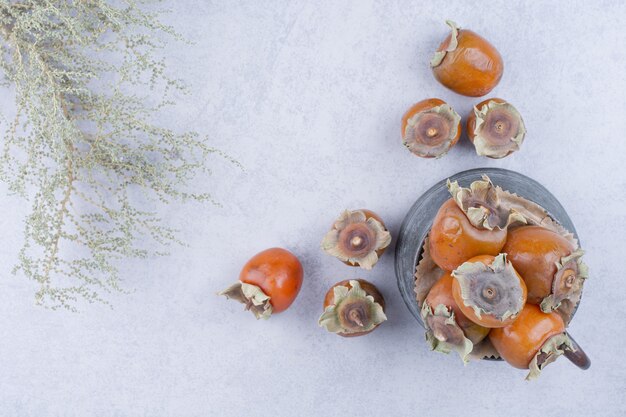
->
<box><xmin>0</xmin><ymin>1</ymin><xmax>625</xmax><ymax>416</ymax></box>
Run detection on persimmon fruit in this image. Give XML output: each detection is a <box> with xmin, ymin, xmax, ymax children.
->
<box><xmin>451</xmin><ymin>254</ymin><xmax>527</xmax><ymax>328</ymax></box>
<box><xmin>401</xmin><ymin>98</ymin><xmax>461</xmax><ymax>158</ymax></box>
<box><xmin>430</xmin><ymin>21</ymin><xmax>503</xmax><ymax>97</ymax></box>
<box><xmin>319</xmin><ymin>279</ymin><xmax>386</xmax><ymax>337</ymax></box>
<box><xmin>489</xmin><ymin>304</ymin><xmax>589</xmax><ymax>379</ymax></box>
<box><xmin>467</xmin><ymin>98</ymin><xmax>526</xmax><ymax>159</ymax></box>
<box><xmin>321</xmin><ymin>209</ymin><xmax>391</xmax><ymax>270</ymax></box>
<box><xmin>219</xmin><ymin>248</ymin><xmax>303</xmax><ymax>319</ymax></box>
<box><xmin>503</xmin><ymin>225</ymin><xmax>587</xmax><ymax>312</ymax></box>
<box><xmin>429</xmin><ymin>199</ymin><xmax>507</xmax><ymax>272</ymax></box>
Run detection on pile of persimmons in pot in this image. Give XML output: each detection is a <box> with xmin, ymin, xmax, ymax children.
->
<box><xmin>218</xmin><ymin>21</ymin><xmax>590</xmax><ymax>380</ymax></box>
<box><xmin>415</xmin><ymin>176</ymin><xmax>588</xmax><ymax>380</ymax></box>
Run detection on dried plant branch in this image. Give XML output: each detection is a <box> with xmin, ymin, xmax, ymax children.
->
<box><xmin>0</xmin><ymin>0</ymin><xmax>235</xmax><ymax>310</ymax></box>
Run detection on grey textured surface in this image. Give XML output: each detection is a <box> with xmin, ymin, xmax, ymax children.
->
<box><xmin>0</xmin><ymin>1</ymin><xmax>625</xmax><ymax>416</ymax></box>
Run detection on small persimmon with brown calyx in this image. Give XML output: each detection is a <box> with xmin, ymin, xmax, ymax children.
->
<box><xmin>502</xmin><ymin>226</ymin><xmax>588</xmax><ymax>312</ymax></box>
<box><xmin>490</xmin><ymin>303</ymin><xmax>589</xmax><ymax>380</ymax></box>
<box><xmin>422</xmin><ymin>273</ymin><xmax>490</xmax><ymax>363</ymax></box>
<box><xmin>219</xmin><ymin>248</ymin><xmax>303</xmax><ymax>319</ymax></box>
<box><xmin>321</xmin><ymin>209</ymin><xmax>391</xmax><ymax>270</ymax></box>
<box><xmin>451</xmin><ymin>254</ymin><xmax>527</xmax><ymax>328</ymax></box>
<box><xmin>401</xmin><ymin>98</ymin><xmax>461</xmax><ymax>158</ymax></box>
<box><xmin>467</xmin><ymin>98</ymin><xmax>526</xmax><ymax>159</ymax></box>
<box><xmin>430</xmin><ymin>20</ymin><xmax>503</xmax><ymax>97</ymax></box>
<box><xmin>319</xmin><ymin>279</ymin><xmax>387</xmax><ymax>337</ymax></box>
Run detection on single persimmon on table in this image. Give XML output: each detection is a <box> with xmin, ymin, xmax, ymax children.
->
<box><xmin>401</xmin><ymin>98</ymin><xmax>461</xmax><ymax>159</ymax></box>
<box><xmin>318</xmin><ymin>279</ymin><xmax>387</xmax><ymax>337</ymax></box>
<box><xmin>219</xmin><ymin>248</ymin><xmax>304</xmax><ymax>319</ymax></box>
<box><xmin>430</xmin><ymin>20</ymin><xmax>504</xmax><ymax>97</ymax></box>
<box><xmin>321</xmin><ymin>209</ymin><xmax>391</xmax><ymax>270</ymax></box>
<box><xmin>466</xmin><ymin>98</ymin><xmax>526</xmax><ymax>159</ymax></box>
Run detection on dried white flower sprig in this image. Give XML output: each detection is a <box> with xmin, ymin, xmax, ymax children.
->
<box><xmin>0</xmin><ymin>1</ymin><xmax>236</xmax><ymax>310</ymax></box>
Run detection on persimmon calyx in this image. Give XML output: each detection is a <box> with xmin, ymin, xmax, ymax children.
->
<box><xmin>527</xmin><ymin>333</ymin><xmax>573</xmax><ymax>380</ymax></box>
<box><xmin>541</xmin><ymin>250</ymin><xmax>588</xmax><ymax>313</ymax></box>
<box><xmin>448</xmin><ymin>175</ymin><xmax>579</xmax><ymax>249</ymax></box>
<box><xmin>472</xmin><ymin>100</ymin><xmax>526</xmax><ymax>159</ymax></box>
<box><xmin>403</xmin><ymin>104</ymin><xmax>461</xmax><ymax>158</ymax></box>
<box><xmin>448</xmin><ymin>175</ymin><xmax>527</xmax><ymax>230</ymax></box>
<box><xmin>321</xmin><ymin>209</ymin><xmax>391</xmax><ymax>270</ymax></box>
<box><xmin>421</xmin><ymin>302</ymin><xmax>473</xmax><ymax>364</ymax></box>
<box><xmin>219</xmin><ymin>281</ymin><xmax>273</xmax><ymax>320</ymax></box>
<box><xmin>414</xmin><ymin>237</ymin><xmax>446</xmax><ymax>306</ymax></box>
<box><xmin>319</xmin><ymin>280</ymin><xmax>387</xmax><ymax>334</ymax></box>
<box><xmin>469</xmin><ymin>339</ymin><xmax>501</xmax><ymax>361</ymax></box>
<box><xmin>430</xmin><ymin>20</ymin><xmax>460</xmax><ymax>67</ymax></box>
<box><xmin>452</xmin><ymin>254</ymin><xmax>524</xmax><ymax>322</ymax></box>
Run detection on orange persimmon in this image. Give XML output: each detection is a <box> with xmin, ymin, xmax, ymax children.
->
<box><xmin>503</xmin><ymin>226</ymin><xmax>587</xmax><ymax>312</ymax></box>
<box><xmin>451</xmin><ymin>254</ymin><xmax>527</xmax><ymax>328</ymax></box>
<box><xmin>219</xmin><ymin>248</ymin><xmax>303</xmax><ymax>319</ymax></box>
<box><xmin>319</xmin><ymin>279</ymin><xmax>386</xmax><ymax>337</ymax></box>
<box><xmin>425</xmin><ymin>273</ymin><xmax>489</xmax><ymax>344</ymax></box>
<box><xmin>430</xmin><ymin>21</ymin><xmax>503</xmax><ymax>97</ymax></box>
<box><xmin>401</xmin><ymin>98</ymin><xmax>461</xmax><ymax>158</ymax></box>
<box><xmin>490</xmin><ymin>304</ymin><xmax>565</xmax><ymax>369</ymax></box>
<box><xmin>467</xmin><ymin>98</ymin><xmax>526</xmax><ymax>159</ymax></box>
<box><xmin>429</xmin><ymin>199</ymin><xmax>507</xmax><ymax>272</ymax></box>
